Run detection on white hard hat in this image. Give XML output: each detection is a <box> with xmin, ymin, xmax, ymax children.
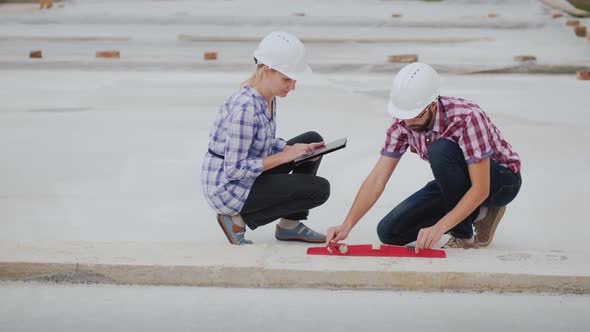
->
<box><xmin>253</xmin><ymin>31</ymin><xmax>312</xmax><ymax>81</ymax></box>
<box><xmin>388</xmin><ymin>62</ymin><xmax>440</xmax><ymax>119</ymax></box>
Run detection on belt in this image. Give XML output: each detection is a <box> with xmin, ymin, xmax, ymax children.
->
<box><xmin>208</xmin><ymin>148</ymin><xmax>225</xmax><ymax>159</ymax></box>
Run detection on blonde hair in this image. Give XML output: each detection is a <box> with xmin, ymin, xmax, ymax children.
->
<box><xmin>240</xmin><ymin>64</ymin><xmax>265</xmax><ymax>88</ymax></box>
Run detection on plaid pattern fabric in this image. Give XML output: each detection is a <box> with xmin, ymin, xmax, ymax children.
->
<box><xmin>202</xmin><ymin>86</ymin><xmax>287</xmax><ymax>215</ymax></box>
<box><xmin>381</xmin><ymin>96</ymin><xmax>521</xmax><ymax>173</ymax></box>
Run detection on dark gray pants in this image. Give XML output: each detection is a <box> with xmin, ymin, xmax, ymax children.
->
<box><xmin>240</xmin><ymin>131</ymin><xmax>330</xmax><ymax>230</ymax></box>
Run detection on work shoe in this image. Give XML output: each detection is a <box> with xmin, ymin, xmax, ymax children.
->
<box><xmin>275</xmin><ymin>223</ymin><xmax>326</xmax><ymax>243</ymax></box>
<box><xmin>442</xmin><ymin>236</ymin><xmax>479</xmax><ymax>249</ymax></box>
<box><xmin>474</xmin><ymin>206</ymin><xmax>506</xmax><ymax>247</ymax></box>
<box><xmin>216</xmin><ymin>214</ymin><xmax>253</xmax><ymax>245</ymax></box>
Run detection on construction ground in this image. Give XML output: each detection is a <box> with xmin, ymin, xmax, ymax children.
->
<box><xmin>1</xmin><ymin>0</ymin><xmax>589</xmax><ymax>331</ymax></box>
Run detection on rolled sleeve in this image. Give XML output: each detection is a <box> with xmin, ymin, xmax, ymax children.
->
<box><xmin>223</xmin><ymin>103</ymin><xmax>264</xmax><ymax>180</ymax></box>
<box><xmin>380</xmin><ymin>121</ymin><xmax>408</xmax><ymax>159</ymax></box>
<box><xmin>271</xmin><ymin>137</ymin><xmax>287</xmax><ymax>154</ymax></box>
<box><xmin>458</xmin><ymin>112</ymin><xmax>493</xmax><ymax>164</ymax></box>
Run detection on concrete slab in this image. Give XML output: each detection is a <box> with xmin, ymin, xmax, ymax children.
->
<box><xmin>0</xmin><ymin>60</ymin><xmax>587</xmax><ymax>75</ymax></box>
<box><xmin>1</xmin><ymin>0</ymin><xmax>589</xmax><ymax>296</ymax></box>
<box><xmin>1</xmin><ymin>0</ymin><xmax>589</xmax><ymax>70</ymax></box>
<box><xmin>1</xmin><ymin>241</ymin><xmax>588</xmax><ymax>293</ymax></box>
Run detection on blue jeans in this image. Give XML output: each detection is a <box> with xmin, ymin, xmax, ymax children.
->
<box><xmin>377</xmin><ymin>139</ymin><xmax>522</xmax><ymax>245</ymax></box>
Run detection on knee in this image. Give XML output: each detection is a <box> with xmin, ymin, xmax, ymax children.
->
<box><xmin>305</xmin><ymin>131</ymin><xmax>323</xmax><ymax>143</ymax></box>
<box><xmin>311</xmin><ymin>176</ymin><xmax>330</xmax><ymax>205</ymax></box>
<box><xmin>427</xmin><ymin>139</ymin><xmax>462</xmax><ymax>166</ymax></box>
<box><xmin>376</xmin><ymin>218</ymin><xmax>405</xmax><ymax>246</ymax></box>
<box><xmin>427</xmin><ymin>139</ymin><xmax>457</xmax><ymax>160</ymax></box>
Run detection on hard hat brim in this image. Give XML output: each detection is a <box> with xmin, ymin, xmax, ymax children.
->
<box><xmin>387</xmin><ymin>100</ymin><xmax>428</xmax><ymax>120</ymax></box>
<box><xmin>280</xmin><ymin>64</ymin><xmax>312</xmax><ymax>81</ymax></box>
<box><xmin>254</xmin><ymin>55</ymin><xmax>312</xmax><ymax>81</ymax></box>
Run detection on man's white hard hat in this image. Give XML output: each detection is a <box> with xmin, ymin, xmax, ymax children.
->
<box><xmin>388</xmin><ymin>62</ymin><xmax>440</xmax><ymax>120</ymax></box>
<box><xmin>253</xmin><ymin>31</ymin><xmax>312</xmax><ymax>81</ymax></box>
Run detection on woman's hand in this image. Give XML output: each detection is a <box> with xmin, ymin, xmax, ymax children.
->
<box><xmin>307</xmin><ymin>142</ymin><xmax>325</xmax><ymax>150</ymax></box>
<box><xmin>415</xmin><ymin>225</ymin><xmax>445</xmax><ymax>253</ymax></box>
<box><xmin>325</xmin><ymin>224</ymin><xmax>351</xmax><ymax>245</ymax></box>
<box><xmin>306</xmin><ymin>142</ymin><xmax>325</xmax><ymax>162</ymax></box>
<box><xmin>281</xmin><ymin>142</ymin><xmax>325</xmax><ymax>163</ymax></box>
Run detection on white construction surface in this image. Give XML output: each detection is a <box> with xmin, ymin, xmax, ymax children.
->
<box><xmin>1</xmin><ymin>1</ymin><xmax>590</xmax><ymax>330</ymax></box>
<box><xmin>1</xmin><ymin>69</ymin><xmax>589</xmax><ymax>252</ymax></box>
<box><xmin>0</xmin><ymin>0</ymin><xmax>589</xmax><ymax>266</ymax></box>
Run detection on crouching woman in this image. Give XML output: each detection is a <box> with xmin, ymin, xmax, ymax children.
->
<box><xmin>201</xmin><ymin>31</ymin><xmax>330</xmax><ymax>245</ymax></box>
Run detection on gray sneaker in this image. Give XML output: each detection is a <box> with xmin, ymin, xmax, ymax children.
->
<box><xmin>275</xmin><ymin>223</ymin><xmax>326</xmax><ymax>243</ymax></box>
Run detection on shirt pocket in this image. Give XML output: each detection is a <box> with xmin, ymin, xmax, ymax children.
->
<box><xmin>252</xmin><ymin>123</ymin><xmax>272</xmax><ymax>152</ymax></box>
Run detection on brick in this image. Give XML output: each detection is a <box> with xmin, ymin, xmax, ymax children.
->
<box><xmin>29</xmin><ymin>50</ymin><xmax>42</xmax><ymax>59</ymax></box>
<box><xmin>388</xmin><ymin>54</ymin><xmax>418</xmax><ymax>63</ymax></box>
<box><xmin>487</xmin><ymin>13</ymin><xmax>498</xmax><ymax>18</ymax></box>
<box><xmin>576</xmin><ymin>70</ymin><xmax>590</xmax><ymax>80</ymax></box>
<box><xmin>293</xmin><ymin>12</ymin><xmax>306</xmax><ymax>16</ymax></box>
<box><xmin>95</xmin><ymin>50</ymin><xmax>120</xmax><ymax>59</ymax></box>
<box><xmin>513</xmin><ymin>55</ymin><xmax>536</xmax><ymax>62</ymax></box>
<box><xmin>40</xmin><ymin>0</ymin><xmax>53</xmax><ymax>9</ymax></box>
<box><xmin>575</xmin><ymin>25</ymin><xmax>587</xmax><ymax>37</ymax></box>
<box><xmin>391</xmin><ymin>13</ymin><xmax>402</xmax><ymax>18</ymax></box>
<box><xmin>566</xmin><ymin>20</ymin><xmax>580</xmax><ymax>26</ymax></box>
<box><xmin>552</xmin><ymin>13</ymin><xmax>563</xmax><ymax>18</ymax></box>
<box><xmin>204</xmin><ymin>52</ymin><xmax>217</xmax><ymax>60</ymax></box>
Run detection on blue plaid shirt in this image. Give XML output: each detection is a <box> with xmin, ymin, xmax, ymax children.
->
<box><xmin>201</xmin><ymin>86</ymin><xmax>287</xmax><ymax>215</ymax></box>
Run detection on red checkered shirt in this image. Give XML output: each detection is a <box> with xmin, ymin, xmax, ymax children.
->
<box><xmin>381</xmin><ymin>96</ymin><xmax>521</xmax><ymax>173</ymax></box>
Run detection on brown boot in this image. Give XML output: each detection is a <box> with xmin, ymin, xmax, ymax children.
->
<box><xmin>442</xmin><ymin>236</ymin><xmax>479</xmax><ymax>249</ymax></box>
<box><xmin>474</xmin><ymin>206</ymin><xmax>506</xmax><ymax>247</ymax></box>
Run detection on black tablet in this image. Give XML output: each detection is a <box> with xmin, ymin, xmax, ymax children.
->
<box><xmin>294</xmin><ymin>137</ymin><xmax>347</xmax><ymax>165</ymax></box>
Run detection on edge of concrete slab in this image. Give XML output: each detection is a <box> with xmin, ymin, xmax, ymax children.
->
<box><xmin>1</xmin><ymin>241</ymin><xmax>588</xmax><ymax>293</ymax></box>
<box><xmin>0</xmin><ymin>60</ymin><xmax>588</xmax><ymax>75</ymax></box>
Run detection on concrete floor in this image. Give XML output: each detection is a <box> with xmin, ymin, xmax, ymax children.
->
<box><xmin>1</xmin><ymin>1</ymin><xmax>589</xmax><ymax>250</ymax></box>
<box><xmin>1</xmin><ymin>282</ymin><xmax>589</xmax><ymax>332</ymax></box>
<box><xmin>1</xmin><ymin>1</ymin><xmax>589</xmax><ymax>328</ymax></box>
<box><xmin>0</xmin><ymin>70</ymin><xmax>588</xmax><ymax>253</ymax></box>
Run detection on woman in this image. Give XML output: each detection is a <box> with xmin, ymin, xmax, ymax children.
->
<box><xmin>201</xmin><ymin>31</ymin><xmax>330</xmax><ymax>245</ymax></box>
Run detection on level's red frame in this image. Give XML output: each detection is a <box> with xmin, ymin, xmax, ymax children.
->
<box><xmin>307</xmin><ymin>243</ymin><xmax>446</xmax><ymax>258</ymax></box>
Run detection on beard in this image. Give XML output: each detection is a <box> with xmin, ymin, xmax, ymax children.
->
<box><xmin>408</xmin><ymin>111</ymin><xmax>432</xmax><ymax>132</ymax></box>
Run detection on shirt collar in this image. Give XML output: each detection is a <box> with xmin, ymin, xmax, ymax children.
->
<box><xmin>246</xmin><ymin>86</ymin><xmax>264</xmax><ymax>106</ymax></box>
<box><xmin>431</xmin><ymin>96</ymin><xmax>445</xmax><ymax>133</ymax></box>
<box><xmin>246</xmin><ymin>86</ymin><xmax>275</xmax><ymax>120</ymax></box>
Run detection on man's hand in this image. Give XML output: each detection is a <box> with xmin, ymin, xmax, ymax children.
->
<box><xmin>415</xmin><ymin>225</ymin><xmax>444</xmax><ymax>253</ymax></box>
<box><xmin>325</xmin><ymin>224</ymin><xmax>351</xmax><ymax>245</ymax></box>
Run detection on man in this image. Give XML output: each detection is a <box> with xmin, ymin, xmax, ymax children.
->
<box><xmin>326</xmin><ymin>63</ymin><xmax>522</xmax><ymax>251</ymax></box>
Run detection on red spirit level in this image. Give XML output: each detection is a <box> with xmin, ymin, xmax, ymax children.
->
<box><xmin>307</xmin><ymin>243</ymin><xmax>446</xmax><ymax>258</ymax></box>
